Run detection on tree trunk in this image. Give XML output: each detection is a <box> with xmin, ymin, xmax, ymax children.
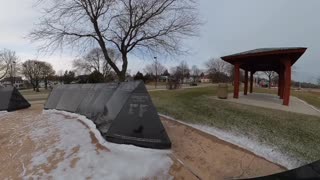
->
<box><xmin>119</xmin><ymin>71</ymin><xmax>126</xmax><ymax>82</ymax></box>
<box><xmin>268</xmin><ymin>75</ymin><xmax>272</xmax><ymax>89</ymax></box>
<box><xmin>44</xmin><ymin>78</ymin><xmax>48</xmax><ymax>89</ymax></box>
<box><xmin>118</xmin><ymin>53</ymin><xmax>128</xmax><ymax>82</ymax></box>
<box><xmin>31</xmin><ymin>80</ymin><xmax>36</xmax><ymax>91</ymax></box>
<box><xmin>0</xmin><ymin>65</ymin><xmax>9</xmax><ymax>80</ymax></box>
<box><xmin>11</xmin><ymin>76</ymin><xmax>14</xmax><ymax>86</ymax></box>
<box><xmin>35</xmin><ymin>79</ymin><xmax>40</xmax><ymax>92</ymax></box>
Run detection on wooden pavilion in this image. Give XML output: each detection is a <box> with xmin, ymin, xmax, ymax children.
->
<box><xmin>221</xmin><ymin>47</ymin><xmax>307</xmax><ymax>106</ymax></box>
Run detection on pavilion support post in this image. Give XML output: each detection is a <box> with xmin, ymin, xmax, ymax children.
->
<box><xmin>234</xmin><ymin>63</ymin><xmax>240</xmax><ymax>99</ymax></box>
<box><xmin>249</xmin><ymin>71</ymin><xmax>254</xmax><ymax>93</ymax></box>
<box><xmin>278</xmin><ymin>71</ymin><xmax>282</xmax><ymax>97</ymax></box>
<box><xmin>244</xmin><ymin>70</ymin><xmax>248</xmax><ymax>95</ymax></box>
<box><xmin>283</xmin><ymin>60</ymin><xmax>291</xmax><ymax>106</ymax></box>
<box><xmin>279</xmin><ymin>70</ymin><xmax>284</xmax><ymax>99</ymax></box>
<box><xmin>277</xmin><ymin>73</ymin><xmax>280</xmax><ymax>96</ymax></box>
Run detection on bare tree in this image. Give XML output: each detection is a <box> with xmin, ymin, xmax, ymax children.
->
<box><xmin>0</xmin><ymin>57</ymin><xmax>9</xmax><ymax>80</ymax></box>
<box><xmin>73</xmin><ymin>48</ymin><xmax>118</xmax><ymax>77</ymax></box>
<box><xmin>191</xmin><ymin>65</ymin><xmax>200</xmax><ymax>82</ymax></box>
<box><xmin>205</xmin><ymin>58</ymin><xmax>231</xmax><ymax>83</ymax></box>
<box><xmin>22</xmin><ymin>60</ymin><xmax>45</xmax><ymax>92</ymax></box>
<box><xmin>172</xmin><ymin>61</ymin><xmax>190</xmax><ymax>83</ymax></box>
<box><xmin>41</xmin><ymin>62</ymin><xmax>56</xmax><ymax>89</ymax></box>
<box><xmin>0</xmin><ymin>49</ymin><xmax>19</xmax><ymax>83</ymax></box>
<box><xmin>318</xmin><ymin>77</ymin><xmax>320</xmax><ymax>85</ymax></box>
<box><xmin>205</xmin><ymin>58</ymin><xmax>229</xmax><ymax>74</ymax></box>
<box><xmin>30</xmin><ymin>0</ymin><xmax>200</xmax><ymax>82</ymax></box>
<box><xmin>264</xmin><ymin>71</ymin><xmax>276</xmax><ymax>89</ymax></box>
<box><xmin>144</xmin><ymin>57</ymin><xmax>166</xmax><ymax>88</ymax></box>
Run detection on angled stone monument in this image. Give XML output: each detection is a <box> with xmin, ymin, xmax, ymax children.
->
<box><xmin>0</xmin><ymin>86</ymin><xmax>31</xmax><ymax>111</ymax></box>
<box><xmin>45</xmin><ymin>81</ymin><xmax>171</xmax><ymax>149</ymax></box>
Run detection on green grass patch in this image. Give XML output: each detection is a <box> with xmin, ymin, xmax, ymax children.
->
<box><xmin>150</xmin><ymin>87</ymin><xmax>320</xmax><ymax>163</ymax></box>
<box><xmin>20</xmin><ymin>88</ymin><xmax>50</xmax><ymax>102</ymax></box>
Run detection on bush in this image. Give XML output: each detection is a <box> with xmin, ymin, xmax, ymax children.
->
<box><xmin>88</xmin><ymin>71</ymin><xmax>105</xmax><ymax>83</ymax></box>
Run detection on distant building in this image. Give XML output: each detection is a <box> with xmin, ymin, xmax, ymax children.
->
<box><xmin>0</xmin><ymin>77</ymin><xmax>25</xmax><ymax>89</ymax></box>
<box><xmin>159</xmin><ymin>76</ymin><xmax>169</xmax><ymax>82</ymax></box>
<box><xmin>200</xmin><ymin>75</ymin><xmax>211</xmax><ymax>83</ymax></box>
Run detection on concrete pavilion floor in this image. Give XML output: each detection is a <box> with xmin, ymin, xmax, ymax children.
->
<box><xmin>216</xmin><ymin>93</ymin><xmax>320</xmax><ymax>117</ymax></box>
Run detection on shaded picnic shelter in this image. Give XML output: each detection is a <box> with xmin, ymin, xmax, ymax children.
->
<box><xmin>221</xmin><ymin>47</ymin><xmax>307</xmax><ymax>106</ymax></box>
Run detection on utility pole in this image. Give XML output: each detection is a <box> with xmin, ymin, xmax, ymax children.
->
<box><xmin>13</xmin><ymin>61</ymin><xmax>16</xmax><ymax>87</ymax></box>
<box><xmin>154</xmin><ymin>57</ymin><xmax>158</xmax><ymax>89</ymax></box>
<box><xmin>10</xmin><ymin>61</ymin><xmax>16</xmax><ymax>86</ymax></box>
<box><xmin>10</xmin><ymin>62</ymin><xmax>13</xmax><ymax>85</ymax></box>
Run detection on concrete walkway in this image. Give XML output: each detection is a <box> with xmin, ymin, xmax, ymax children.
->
<box><xmin>216</xmin><ymin>93</ymin><xmax>320</xmax><ymax>117</ymax></box>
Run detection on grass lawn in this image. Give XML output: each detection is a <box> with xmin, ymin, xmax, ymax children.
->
<box><xmin>20</xmin><ymin>88</ymin><xmax>50</xmax><ymax>102</ymax></box>
<box><xmin>150</xmin><ymin>86</ymin><xmax>320</xmax><ymax>164</ymax></box>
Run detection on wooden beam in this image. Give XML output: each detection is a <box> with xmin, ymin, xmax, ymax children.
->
<box><xmin>234</xmin><ymin>63</ymin><xmax>240</xmax><ymax>98</ymax></box>
<box><xmin>278</xmin><ymin>75</ymin><xmax>281</xmax><ymax>96</ymax></box>
<box><xmin>278</xmin><ymin>71</ymin><xmax>282</xmax><ymax>97</ymax></box>
<box><xmin>250</xmin><ymin>71</ymin><xmax>254</xmax><ymax>93</ymax></box>
<box><xmin>279</xmin><ymin>69</ymin><xmax>284</xmax><ymax>99</ymax></box>
<box><xmin>283</xmin><ymin>60</ymin><xmax>291</xmax><ymax>106</ymax></box>
<box><xmin>244</xmin><ymin>70</ymin><xmax>248</xmax><ymax>95</ymax></box>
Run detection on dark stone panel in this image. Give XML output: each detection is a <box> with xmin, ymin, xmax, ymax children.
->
<box><xmin>0</xmin><ymin>87</ymin><xmax>13</xmax><ymax>111</ymax></box>
<box><xmin>105</xmin><ymin>81</ymin><xmax>171</xmax><ymax>149</ymax></box>
<box><xmin>56</xmin><ymin>84</ymin><xmax>91</xmax><ymax>112</ymax></box>
<box><xmin>7</xmin><ymin>88</ymin><xmax>31</xmax><ymax>111</ymax></box>
<box><xmin>44</xmin><ymin>85</ymin><xmax>67</xmax><ymax>109</ymax></box>
<box><xmin>77</xmin><ymin>83</ymin><xmax>118</xmax><ymax>119</ymax></box>
<box><xmin>0</xmin><ymin>87</ymin><xmax>30</xmax><ymax>111</ymax></box>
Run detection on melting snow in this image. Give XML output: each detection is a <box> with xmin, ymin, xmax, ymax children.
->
<box><xmin>0</xmin><ymin>111</ymin><xmax>8</xmax><ymax>117</ymax></box>
<box><xmin>26</xmin><ymin>110</ymin><xmax>173</xmax><ymax>180</ymax></box>
<box><xmin>159</xmin><ymin>113</ymin><xmax>301</xmax><ymax>169</ymax></box>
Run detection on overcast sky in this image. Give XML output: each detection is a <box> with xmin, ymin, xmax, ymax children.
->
<box><xmin>1</xmin><ymin>0</ymin><xmax>319</xmax><ymax>82</ymax></box>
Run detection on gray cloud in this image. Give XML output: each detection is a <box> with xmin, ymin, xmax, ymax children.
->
<box><xmin>182</xmin><ymin>0</ymin><xmax>320</xmax><ymax>83</ymax></box>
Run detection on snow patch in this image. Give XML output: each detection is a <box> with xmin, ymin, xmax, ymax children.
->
<box><xmin>159</xmin><ymin>113</ymin><xmax>301</xmax><ymax>169</ymax></box>
<box><xmin>0</xmin><ymin>111</ymin><xmax>8</xmax><ymax>117</ymax></box>
<box><xmin>26</xmin><ymin>110</ymin><xmax>173</xmax><ymax>180</ymax></box>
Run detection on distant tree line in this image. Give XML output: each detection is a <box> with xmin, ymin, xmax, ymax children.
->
<box><xmin>292</xmin><ymin>81</ymin><xmax>320</xmax><ymax>89</ymax></box>
<box><xmin>0</xmin><ymin>49</ymin><xmax>56</xmax><ymax>92</ymax></box>
<box><xmin>22</xmin><ymin>60</ymin><xmax>55</xmax><ymax>92</ymax></box>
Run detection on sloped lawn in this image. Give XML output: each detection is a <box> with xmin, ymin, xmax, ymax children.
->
<box><xmin>150</xmin><ymin>87</ymin><xmax>320</xmax><ymax>164</ymax></box>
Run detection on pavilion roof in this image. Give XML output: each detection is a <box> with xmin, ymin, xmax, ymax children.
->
<box><xmin>221</xmin><ymin>47</ymin><xmax>307</xmax><ymax>72</ymax></box>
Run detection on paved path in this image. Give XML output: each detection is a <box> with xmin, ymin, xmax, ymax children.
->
<box><xmin>162</xmin><ymin>118</ymin><xmax>285</xmax><ymax>179</ymax></box>
<box><xmin>214</xmin><ymin>93</ymin><xmax>320</xmax><ymax>117</ymax></box>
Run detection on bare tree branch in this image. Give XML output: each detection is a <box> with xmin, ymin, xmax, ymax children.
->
<box><xmin>0</xmin><ymin>49</ymin><xmax>19</xmax><ymax>82</ymax></box>
<box><xmin>30</xmin><ymin>0</ymin><xmax>200</xmax><ymax>81</ymax></box>
<box><xmin>264</xmin><ymin>71</ymin><xmax>276</xmax><ymax>89</ymax></box>
<box><xmin>22</xmin><ymin>60</ymin><xmax>54</xmax><ymax>91</ymax></box>
<box><xmin>205</xmin><ymin>58</ymin><xmax>229</xmax><ymax>74</ymax></box>
<box><xmin>73</xmin><ymin>47</ymin><xmax>119</xmax><ymax>77</ymax></box>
